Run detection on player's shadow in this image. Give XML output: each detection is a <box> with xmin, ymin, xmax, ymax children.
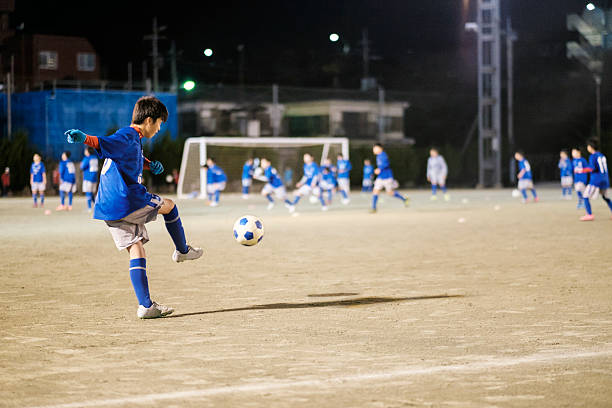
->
<box><xmin>167</xmin><ymin>294</ymin><xmax>463</xmax><ymax>319</ymax></box>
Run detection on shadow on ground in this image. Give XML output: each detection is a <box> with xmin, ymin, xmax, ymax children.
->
<box><xmin>167</xmin><ymin>294</ymin><xmax>464</xmax><ymax>319</ymax></box>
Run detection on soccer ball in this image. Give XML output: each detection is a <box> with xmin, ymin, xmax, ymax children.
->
<box><xmin>511</xmin><ymin>189</ymin><xmax>520</xmax><ymax>198</ymax></box>
<box><xmin>233</xmin><ymin>215</ymin><xmax>264</xmax><ymax>246</ymax></box>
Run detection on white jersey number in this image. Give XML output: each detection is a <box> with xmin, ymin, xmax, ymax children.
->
<box><xmin>598</xmin><ymin>156</ymin><xmax>608</xmax><ymax>174</ymax></box>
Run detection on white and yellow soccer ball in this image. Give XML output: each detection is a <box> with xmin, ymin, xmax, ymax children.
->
<box><xmin>233</xmin><ymin>215</ymin><xmax>264</xmax><ymax>246</ymax></box>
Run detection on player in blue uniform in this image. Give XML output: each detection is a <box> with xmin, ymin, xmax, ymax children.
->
<box><xmin>57</xmin><ymin>151</ymin><xmax>77</xmax><ymax>211</ymax></box>
<box><xmin>320</xmin><ymin>164</ymin><xmax>338</xmax><ymax>206</ymax></box>
<box><xmin>514</xmin><ymin>151</ymin><xmax>538</xmax><ymax>203</ymax></box>
<box><xmin>204</xmin><ymin>158</ymin><xmax>227</xmax><ymax>207</ymax></box>
<box><xmin>254</xmin><ymin>158</ymin><xmax>294</xmax><ymax>210</ymax></box>
<box><xmin>80</xmin><ymin>147</ymin><xmax>99</xmax><ymax>212</ymax></box>
<box><xmin>64</xmin><ymin>96</ymin><xmax>203</xmax><ymax>319</ymax></box>
<box><xmin>371</xmin><ymin>143</ymin><xmax>409</xmax><ymax>213</ymax></box>
<box><xmin>571</xmin><ymin>148</ymin><xmax>588</xmax><ymax>209</ymax></box>
<box><xmin>576</xmin><ymin>139</ymin><xmax>612</xmax><ymax>221</ymax></box>
<box><xmin>362</xmin><ymin>159</ymin><xmax>374</xmax><ymax>192</ymax></box>
<box><xmin>558</xmin><ymin>150</ymin><xmax>573</xmax><ymax>200</ymax></box>
<box><xmin>29</xmin><ymin>153</ymin><xmax>46</xmax><ymax>208</ymax></box>
<box><xmin>241</xmin><ymin>158</ymin><xmax>254</xmax><ymax>199</ymax></box>
<box><xmin>288</xmin><ymin>153</ymin><xmax>327</xmax><ymax>212</ymax></box>
<box><xmin>336</xmin><ymin>154</ymin><xmax>352</xmax><ymax>204</ymax></box>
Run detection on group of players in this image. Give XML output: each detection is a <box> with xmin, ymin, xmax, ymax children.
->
<box><xmin>514</xmin><ymin>138</ymin><xmax>612</xmax><ymax>221</ymax></box>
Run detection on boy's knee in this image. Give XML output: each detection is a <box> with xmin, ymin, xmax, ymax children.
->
<box><xmin>163</xmin><ymin>197</ymin><xmax>175</xmax><ymax>208</ymax></box>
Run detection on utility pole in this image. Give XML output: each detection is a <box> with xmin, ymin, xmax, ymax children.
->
<box><xmin>272</xmin><ymin>84</ymin><xmax>280</xmax><ymax>137</ymax></box>
<box><xmin>378</xmin><ymin>86</ymin><xmax>385</xmax><ymax>140</ymax></box>
<box><xmin>144</xmin><ymin>17</ymin><xmax>166</xmax><ymax>93</ymax></box>
<box><xmin>170</xmin><ymin>41</ymin><xmax>178</xmax><ymax>93</ymax></box>
<box><xmin>506</xmin><ymin>17</ymin><xmax>517</xmax><ymax>184</ymax></box>
<box><xmin>6</xmin><ymin>72</ymin><xmax>11</xmax><ymax>140</ymax></box>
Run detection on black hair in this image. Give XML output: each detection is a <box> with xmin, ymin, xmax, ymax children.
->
<box><xmin>202</xmin><ymin>164</ymin><xmax>209</xmax><ymax>169</ymax></box>
<box><xmin>132</xmin><ymin>96</ymin><xmax>169</xmax><ymax>125</ymax></box>
<box><xmin>515</xmin><ymin>150</ymin><xmax>524</xmax><ymax>156</ymax></box>
<box><xmin>374</xmin><ymin>143</ymin><xmax>383</xmax><ymax>148</ymax></box>
<box><xmin>587</xmin><ymin>138</ymin><xmax>599</xmax><ymax>150</ymax></box>
<box><xmin>86</xmin><ymin>147</ymin><xmax>95</xmax><ymax>155</ymax></box>
<box><xmin>63</xmin><ymin>151</ymin><xmax>71</xmax><ymax>158</ymax></box>
<box><xmin>560</xmin><ymin>149</ymin><xmax>569</xmax><ymax>155</ymax></box>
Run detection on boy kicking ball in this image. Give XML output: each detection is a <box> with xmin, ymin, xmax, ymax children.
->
<box><xmin>576</xmin><ymin>139</ymin><xmax>612</xmax><ymax>221</ymax></box>
<box><xmin>65</xmin><ymin>96</ymin><xmax>203</xmax><ymax>319</ymax></box>
<box><xmin>370</xmin><ymin>143</ymin><xmax>409</xmax><ymax>213</ymax></box>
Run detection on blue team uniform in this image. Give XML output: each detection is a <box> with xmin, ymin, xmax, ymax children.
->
<box><xmin>59</xmin><ymin>159</ymin><xmax>76</xmax><ymax>184</ymax></box>
<box><xmin>572</xmin><ymin>158</ymin><xmax>588</xmax><ymax>185</ymax></box>
<box><xmin>587</xmin><ymin>152</ymin><xmax>609</xmax><ymax>189</ymax></box>
<box><xmin>337</xmin><ymin>160</ymin><xmax>352</xmax><ymax>179</ymax></box>
<box><xmin>559</xmin><ymin>157</ymin><xmax>573</xmax><ymax>197</ymax></box>
<box><xmin>518</xmin><ymin>159</ymin><xmax>532</xmax><ymax>180</ymax></box>
<box><xmin>376</xmin><ymin>151</ymin><xmax>393</xmax><ymax>179</ymax></box>
<box><xmin>559</xmin><ymin>158</ymin><xmax>572</xmax><ymax>178</ymax></box>
<box><xmin>362</xmin><ymin>164</ymin><xmax>374</xmax><ymax>191</ymax></box>
<box><xmin>209</xmin><ymin>165</ymin><xmax>227</xmax><ymax>183</ymax></box>
<box><xmin>30</xmin><ymin>162</ymin><xmax>45</xmax><ymax>183</ymax></box>
<box><xmin>303</xmin><ymin>162</ymin><xmax>320</xmax><ymax>186</ymax></box>
<box><xmin>242</xmin><ymin>163</ymin><xmax>254</xmax><ymax>180</ymax></box>
<box><xmin>81</xmin><ymin>156</ymin><xmax>99</xmax><ymax>182</ymax></box>
<box><xmin>265</xmin><ymin>166</ymin><xmax>284</xmax><ymax>188</ymax></box>
<box><xmin>94</xmin><ymin>127</ymin><xmax>153</xmax><ymax>221</ymax></box>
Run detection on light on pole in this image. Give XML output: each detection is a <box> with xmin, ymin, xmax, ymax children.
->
<box><xmin>586</xmin><ymin>3</ymin><xmax>596</xmax><ymax>11</ymax></box>
<box><xmin>329</xmin><ymin>33</ymin><xmax>339</xmax><ymax>42</ymax></box>
<box><xmin>203</xmin><ymin>48</ymin><xmax>213</xmax><ymax>57</ymax></box>
<box><xmin>182</xmin><ymin>80</ymin><xmax>195</xmax><ymax>91</ymax></box>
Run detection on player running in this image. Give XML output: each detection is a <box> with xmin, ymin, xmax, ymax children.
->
<box><xmin>370</xmin><ymin>143</ymin><xmax>409</xmax><ymax>213</ymax></box>
<box><xmin>576</xmin><ymin>139</ymin><xmax>612</xmax><ymax>221</ymax></box>
<box><xmin>204</xmin><ymin>158</ymin><xmax>227</xmax><ymax>207</ymax></box>
<box><xmin>64</xmin><ymin>96</ymin><xmax>203</xmax><ymax>319</ymax></box>
<box><xmin>241</xmin><ymin>158</ymin><xmax>254</xmax><ymax>199</ymax></box>
<box><xmin>57</xmin><ymin>151</ymin><xmax>76</xmax><ymax>211</ymax></box>
<box><xmin>559</xmin><ymin>150</ymin><xmax>573</xmax><ymax>200</ymax></box>
<box><xmin>288</xmin><ymin>153</ymin><xmax>327</xmax><ymax>212</ymax></box>
<box><xmin>514</xmin><ymin>151</ymin><xmax>538</xmax><ymax>203</ymax></box>
<box><xmin>255</xmin><ymin>158</ymin><xmax>293</xmax><ymax>210</ymax></box>
<box><xmin>336</xmin><ymin>154</ymin><xmax>352</xmax><ymax>204</ymax></box>
<box><xmin>80</xmin><ymin>147</ymin><xmax>99</xmax><ymax>213</ymax></box>
<box><xmin>29</xmin><ymin>153</ymin><xmax>46</xmax><ymax>208</ymax></box>
<box><xmin>320</xmin><ymin>164</ymin><xmax>337</xmax><ymax>206</ymax></box>
<box><xmin>572</xmin><ymin>148</ymin><xmax>588</xmax><ymax>209</ymax></box>
<box><xmin>362</xmin><ymin>159</ymin><xmax>374</xmax><ymax>192</ymax></box>
<box><xmin>427</xmin><ymin>148</ymin><xmax>449</xmax><ymax>201</ymax></box>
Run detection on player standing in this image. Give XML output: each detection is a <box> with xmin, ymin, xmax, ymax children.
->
<box><xmin>514</xmin><ymin>151</ymin><xmax>538</xmax><ymax>203</ymax></box>
<box><xmin>57</xmin><ymin>151</ymin><xmax>76</xmax><ymax>211</ymax></box>
<box><xmin>288</xmin><ymin>153</ymin><xmax>327</xmax><ymax>212</ymax></box>
<box><xmin>30</xmin><ymin>154</ymin><xmax>46</xmax><ymax>208</ymax></box>
<box><xmin>558</xmin><ymin>150</ymin><xmax>573</xmax><ymax>200</ymax></box>
<box><xmin>80</xmin><ymin>147</ymin><xmax>99</xmax><ymax>213</ymax></box>
<box><xmin>204</xmin><ymin>158</ymin><xmax>227</xmax><ymax>207</ymax></box>
<box><xmin>336</xmin><ymin>154</ymin><xmax>352</xmax><ymax>204</ymax></box>
<box><xmin>571</xmin><ymin>148</ymin><xmax>588</xmax><ymax>209</ymax></box>
<box><xmin>576</xmin><ymin>139</ymin><xmax>612</xmax><ymax>221</ymax></box>
<box><xmin>362</xmin><ymin>159</ymin><xmax>374</xmax><ymax>192</ymax></box>
<box><xmin>370</xmin><ymin>143</ymin><xmax>409</xmax><ymax>213</ymax></box>
<box><xmin>320</xmin><ymin>165</ymin><xmax>337</xmax><ymax>206</ymax></box>
<box><xmin>64</xmin><ymin>96</ymin><xmax>202</xmax><ymax>319</ymax></box>
<box><xmin>255</xmin><ymin>158</ymin><xmax>293</xmax><ymax>210</ymax></box>
<box><xmin>427</xmin><ymin>148</ymin><xmax>449</xmax><ymax>201</ymax></box>
<box><xmin>241</xmin><ymin>158</ymin><xmax>254</xmax><ymax>199</ymax></box>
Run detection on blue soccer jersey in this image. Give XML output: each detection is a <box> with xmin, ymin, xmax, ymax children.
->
<box><xmin>376</xmin><ymin>151</ymin><xmax>393</xmax><ymax>179</ymax></box>
<box><xmin>59</xmin><ymin>159</ymin><xmax>76</xmax><ymax>183</ymax></box>
<box><xmin>518</xmin><ymin>159</ymin><xmax>532</xmax><ymax>180</ymax></box>
<box><xmin>94</xmin><ymin>126</ymin><xmax>152</xmax><ymax>221</ymax></box>
<box><xmin>30</xmin><ymin>162</ymin><xmax>45</xmax><ymax>182</ymax></box>
<box><xmin>572</xmin><ymin>158</ymin><xmax>588</xmax><ymax>184</ymax></box>
<box><xmin>209</xmin><ymin>165</ymin><xmax>227</xmax><ymax>183</ymax></box>
<box><xmin>80</xmin><ymin>156</ymin><xmax>99</xmax><ymax>182</ymax></box>
<box><xmin>303</xmin><ymin>162</ymin><xmax>320</xmax><ymax>186</ymax></box>
<box><xmin>587</xmin><ymin>151</ymin><xmax>609</xmax><ymax>187</ymax></box>
<box><xmin>242</xmin><ymin>163</ymin><xmax>254</xmax><ymax>180</ymax></box>
<box><xmin>337</xmin><ymin>159</ymin><xmax>352</xmax><ymax>179</ymax></box>
<box><xmin>321</xmin><ymin>170</ymin><xmax>337</xmax><ymax>188</ymax></box>
<box><xmin>363</xmin><ymin>164</ymin><xmax>374</xmax><ymax>180</ymax></box>
<box><xmin>264</xmin><ymin>167</ymin><xmax>284</xmax><ymax>188</ymax></box>
<box><xmin>558</xmin><ymin>158</ymin><xmax>572</xmax><ymax>177</ymax></box>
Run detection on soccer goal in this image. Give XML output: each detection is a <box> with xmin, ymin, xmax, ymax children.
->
<box><xmin>177</xmin><ymin>137</ymin><xmax>349</xmax><ymax>199</ymax></box>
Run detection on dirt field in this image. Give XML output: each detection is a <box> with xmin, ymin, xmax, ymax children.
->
<box><xmin>1</xmin><ymin>187</ymin><xmax>611</xmax><ymax>408</ymax></box>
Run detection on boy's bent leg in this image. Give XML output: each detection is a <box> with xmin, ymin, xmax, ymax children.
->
<box><xmin>159</xmin><ymin>197</ymin><xmax>203</xmax><ymax>262</ymax></box>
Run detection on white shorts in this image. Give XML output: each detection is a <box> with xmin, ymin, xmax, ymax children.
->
<box><xmin>362</xmin><ymin>179</ymin><xmax>372</xmax><ymax>187</ymax></box>
<box><xmin>574</xmin><ymin>182</ymin><xmax>586</xmax><ymax>193</ymax></box>
<box><xmin>429</xmin><ymin>173</ymin><xmax>447</xmax><ymax>185</ymax></box>
<box><xmin>583</xmin><ymin>184</ymin><xmax>608</xmax><ymax>200</ymax></box>
<box><xmin>262</xmin><ymin>184</ymin><xmax>287</xmax><ymax>199</ymax></box>
<box><xmin>337</xmin><ymin>178</ymin><xmax>350</xmax><ymax>191</ymax></box>
<box><xmin>31</xmin><ymin>182</ymin><xmax>46</xmax><ymax>192</ymax></box>
<box><xmin>374</xmin><ymin>177</ymin><xmax>396</xmax><ymax>192</ymax></box>
<box><xmin>296</xmin><ymin>184</ymin><xmax>313</xmax><ymax>196</ymax></box>
<box><xmin>518</xmin><ymin>179</ymin><xmax>534</xmax><ymax>190</ymax></box>
<box><xmin>82</xmin><ymin>180</ymin><xmax>96</xmax><ymax>193</ymax></box>
<box><xmin>206</xmin><ymin>182</ymin><xmax>226</xmax><ymax>194</ymax></box>
<box><xmin>105</xmin><ymin>194</ymin><xmax>163</xmax><ymax>250</ymax></box>
<box><xmin>59</xmin><ymin>181</ymin><xmax>77</xmax><ymax>193</ymax></box>
<box><xmin>242</xmin><ymin>178</ymin><xmax>252</xmax><ymax>187</ymax></box>
<box><xmin>319</xmin><ymin>180</ymin><xmax>335</xmax><ymax>191</ymax></box>
<box><xmin>561</xmin><ymin>176</ymin><xmax>573</xmax><ymax>188</ymax></box>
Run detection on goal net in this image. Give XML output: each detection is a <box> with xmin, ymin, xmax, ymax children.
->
<box><xmin>177</xmin><ymin>137</ymin><xmax>350</xmax><ymax>199</ymax></box>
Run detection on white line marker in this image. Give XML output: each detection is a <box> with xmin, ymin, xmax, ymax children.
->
<box><xmin>28</xmin><ymin>348</ymin><xmax>612</xmax><ymax>408</ymax></box>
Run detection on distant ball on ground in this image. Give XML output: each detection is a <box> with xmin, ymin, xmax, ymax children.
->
<box><xmin>511</xmin><ymin>189</ymin><xmax>520</xmax><ymax>198</ymax></box>
<box><xmin>44</xmin><ymin>209</ymin><xmax>51</xmax><ymax>215</ymax></box>
<box><xmin>233</xmin><ymin>215</ymin><xmax>264</xmax><ymax>246</ymax></box>
<box><xmin>309</xmin><ymin>195</ymin><xmax>318</xmax><ymax>204</ymax></box>
<box><xmin>165</xmin><ymin>175</ymin><xmax>174</xmax><ymax>183</ymax></box>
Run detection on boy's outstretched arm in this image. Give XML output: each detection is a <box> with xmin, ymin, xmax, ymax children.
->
<box><xmin>65</xmin><ymin>129</ymin><xmax>100</xmax><ymax>151</ymax></box>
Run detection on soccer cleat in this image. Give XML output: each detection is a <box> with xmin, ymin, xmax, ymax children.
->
<box><xmin>580</xmin><ymin>214</ymin><xmax>594</xmax><ymax>221</ymax></box>
<box><xmin>172</xmin><ymin>245</ymin><xmax>203</xmax><ymax>263</ymax></box>
<box><xmin>430</xmin><ymin>195</ymin><xmax>437</xmax><ymax>201</ymax></box>
<box><xmin>67</xmin><ymin>206</ymin><xmax>73</xmax><ymax>211</ymax></box>
<box><xmin>287</xmin><ymin>204</ymin><xmax>296</xmax><ymax>213</ymax></box>
<box><xmin>404</xmin><ymin>197</ymin><xmax>410</xmax><ymax>207</ymax></box>
<box><xmin>321</xmin><ymin>206</ymin><xmax>329</xmax><ymax>211</ymax></box>
<box><xmin>137</xmin><ymin>301</ymin><xmax>174</xmax><ymax>319</ymax></box>
<box><xmin>242</xmin><ymin>194</ymin><xmax>249</xmax><ymax>200</ymax></box>
<box><xmin>534</xmin><ymin>197</ymin><xmax>540</xmax><ymax>203</ymax></box>
<box><xmin>55</xmin><ymin>205</ymin><xmax>65</xmax><ymax>211</ymax></box>
<box><xmin>209</xmin><ymin>201</ymin><xmax>219</xmax><ymax>207</ymax></box>
<box><xmin>341</xmin><ymin>198</ymin><xmax>350</xmax><ymax>205</ymax></box>
<box><xmin>369</xmin><ymin>208</ymin><xmax>377</xmax><ymax>213</ymax></box>
<box><xmin>267</xmin><ymin>202</ymin><xmax>275</xmax><ymax>210</ymax></box>
<box><xmin>32</xmin><ymin>203</ymin><xmax>38</xmax><ymax>208</ymax></box>
<box><xmin>444</xmin><ymin>193</ymin><xmax>451</xmax><ymax>201</ymax></box>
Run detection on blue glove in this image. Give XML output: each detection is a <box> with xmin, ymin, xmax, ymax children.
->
<box><xmin>150</xmin><ymin>160</ymin><xmax>164</xmax><ymax>175</ymax></box>
<box><xmin>65</xmin><ymin>129</ymin><xmax>86</xmax><ymax>143</ymax></box>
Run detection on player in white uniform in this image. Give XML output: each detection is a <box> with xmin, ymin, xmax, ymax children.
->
<box><xmin>427</xmin><ymin>148</ymin><xmax>449</xmax><ymax>201</ymax></box>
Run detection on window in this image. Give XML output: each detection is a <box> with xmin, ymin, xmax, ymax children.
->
<box><xmin>39</xmin><ymin>51</ymin><xmax>58</xmax><ymax>70</ymax></box>
<box><xmin>77</xmin><ymin>53</ymin><xmax>96</xmax><ymax>72</ymax></box>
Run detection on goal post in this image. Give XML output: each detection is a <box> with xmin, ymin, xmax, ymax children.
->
<box><xmin>177</xmin><ymin>137</ymin><xmax>350</xmax><ymax>199</ymax></box>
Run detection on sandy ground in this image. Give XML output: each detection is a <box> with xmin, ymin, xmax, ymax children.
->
<box><xmin>0</xmin><ymin>188</ymin><xmax>611</xmax><ymax>407</ymax></box>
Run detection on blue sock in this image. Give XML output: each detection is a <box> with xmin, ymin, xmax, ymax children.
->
<box><xmin>129</xmin><ymin>258</ymin><xmax>152</xmax><ymax>307</ymax></box>
<box><xmin>340</xmin><ymin>190</ymin><xmax>348</xmax><ymax>199</ymax></box>
<box><xmin>372</xmin><ymin>194</ymin><xmax>379</xmax><ymax>209</ymax></box>
<box><xmin>292</xmin><ymin>196</ymin><xmax>301</xmax><ymax>205</ymax></box>
<box><xmin>603</xmin><ymin>196</ymin><xmax>612</xmax><ymax>212</ymax></box>
<box><xmin>242</xmin><ymin>186</ymin><xmax>248</xmax><ymax>194</ymax></box>
<box><xmin>208</xmin><ymin>193</ymin><xmax>213</xmax><ymax>201</ymax></box>
<box><xmin>521</xmin><ymin>189</ymin><xmax>528</xmax><ymax>199</ymax></box>
<box><xmin>319</xmin><ymin>195</ymin><xmax>326</xmax><ymax>206</ymax></box>
<box><xmin>33</xmin><ymin>193</ymin><xmax>37</xmax><ymax>204</ymax></box>
<box><xmin>214</xmin><ymin>190</ymin><xmax>220</xmax><ymax>203</ymax></box>
<box><xmin>86</xmin><ymin>192</ymin><xmax>92</xmax><ymax>209</ymax></box>
<box><xmin>60</xmin><ymin>191</ymin><xmax>65</xmax><ymax>205</ymax></box>
<box><xmin>40</xmin><ymin>194</ymin><xmax>44</xmax><ymax>205</ymax></box>
<box><xmin>284</xmin><ymin>199</ymin><xmax>293</xmax><ymax>206</ymax></box>
<box><xmin>393</xmin><ymin>191</ymin><xmax>405</xmax><ymax>201</ymax></box>
<box><xmin>432</xmin><ymin>184</ymin><xmax>437</xmax><ymax>195</ymax></box>
<box><xmin>68</xmin><ymin>191</ymin><xmax>73</xmax><ymax>206</ymax></box>
<box><xmin>266</xmin><ymin>194</ymin><xmax>274</xmax><ymax>203</ymax></box>
<box><xmin>584</xmin><ymin>198</ymin><xmax>592</xmax><ymax>215</ymax></box>
<box><xmin>163</xmin><ymin>205</ymin><xmax>188</xmax><ymax>254</ymax></box>
<box><xmin>441</xmin><ymin>185</ymin><xmax>447</xmax><ymax>193</ymax></box>
<box><xmin>577</xmin><ymin>191</ymin><xmax>583</xmax><ymax>203</ymax></box>
<box><xmin>531</xmin><ymin>189</ymin><xmax>537</xmax><ymax>198</ymax></box>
